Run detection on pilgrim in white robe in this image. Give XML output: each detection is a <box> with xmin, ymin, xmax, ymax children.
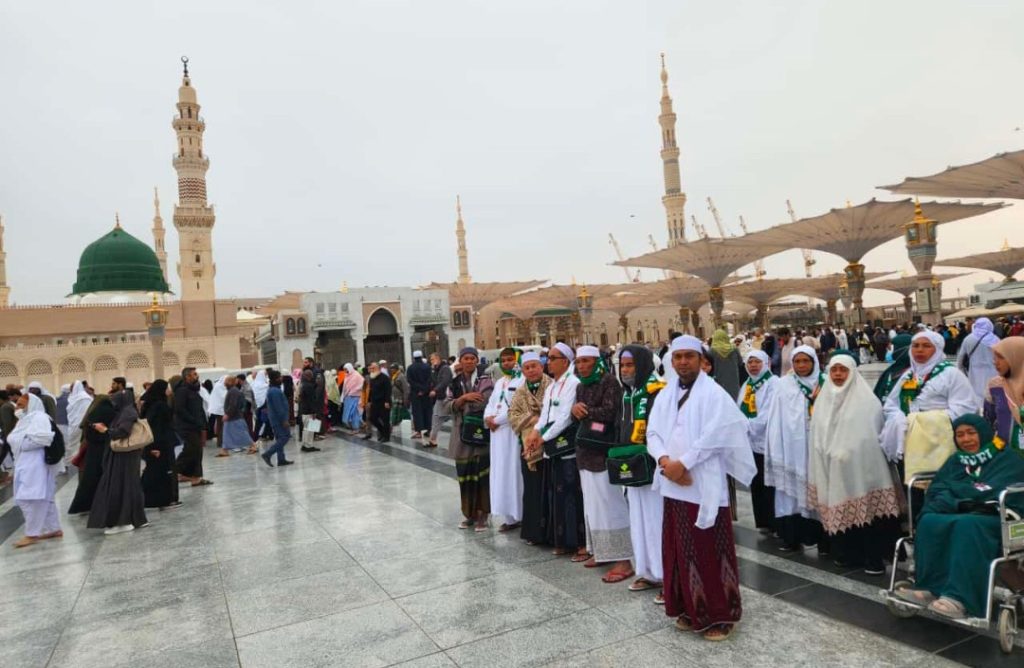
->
<box><xmin>10</xmin><ymin>395</ymin><xmax>61</xmax><ymax>537</ymax></box>
<box><xmin>955</xmin><ymin>319</ymin><xmax>1000</xmax><ymax>410</ymax></box>
<box><xmin>881</xmin><ymin>363</ymin><xmax>977</xmax><ymax>462</ymax></box>
<box><xmin>736</xmin><ymin>351</ymin><xmax>779</xmax><ymax>531</ymax></box>
<box><xmin>648</xmin><ymin>367</ymin><xmax>755</xmax><ymax>630</ymax></box>
<box><xmin>484</xmin><ymin>372</ymin><xmax>525</xmax><ymax>524</ymax></box>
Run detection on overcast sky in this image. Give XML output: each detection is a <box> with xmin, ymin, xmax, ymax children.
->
<box><xmin>2</xmin><ymin>0</ymin><xmax>1022</xmax><ymax>307</ymax></box>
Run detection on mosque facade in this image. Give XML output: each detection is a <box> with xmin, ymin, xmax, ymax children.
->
<box><xmin>0</xmin><ymin>61</ymin><xmax>248</xmax><ymax>390</ymax></box>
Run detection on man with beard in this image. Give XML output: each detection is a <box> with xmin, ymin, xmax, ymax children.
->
<box><xmin>173</xmin><ymin>367</ymin><xmax>212</xmax><ymax>486</ymax></box>
<box><xmin>364</xmin><ymin>362</ymin><xmax>392</xmax><ymax>443</ymax></box>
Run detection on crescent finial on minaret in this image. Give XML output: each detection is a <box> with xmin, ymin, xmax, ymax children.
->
<box><xmin>181</xmin><ymin>55</ymin><xmax>189</xmax><ymax>77</ymax></box>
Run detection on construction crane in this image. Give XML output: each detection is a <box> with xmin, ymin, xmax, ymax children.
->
<box><xmin>738</xmin><ymin>216</ymin><xmax>767</xmax><ymax>279</ymax></box>
<box><xmin>690</xmin><ymin>214</ymin><xmax>708</xmax><ymax>240</ymax></box>
<box><xmin>787</xmin><ymin>199</ymin><xmax>816</xmax><ymax>278</ymax></box>
<box><xmin>706</xmin><ymin>197</ymin><xmax>730</xmax><ymax>238</ymax></box>
<box><xmin>608</xmin><ymin>233</ymin><xmax>641</xmax><ymax>282</ymax></box>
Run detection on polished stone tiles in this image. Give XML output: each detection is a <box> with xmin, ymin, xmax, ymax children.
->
<box><xmin>0</xmin><ymin>429</ymin><xmax>1007</xmax><ymax>667</ymax></box>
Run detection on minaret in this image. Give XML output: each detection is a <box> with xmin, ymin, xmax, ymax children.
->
<box><xmin>455</xmin><ymin>195</ymin><xmax>471</xmax><ymax>284</ymax></box>
<box><xmin>0</xmin><ymin>215</ymin><xmax>9</xmax><ymax>308</ymax></box>
<box><xmin>152</xmin><ymin>187</ymin><xmax>168</xmax><ymax>285</ymax></box>
<box><xmin>172</xmin><ymin>57</ymin><xmax>216</xmax><ymax>301</ymax></box>
<box><xmin>659</xmin><ymin>53</ymin><xmax>687</xmax><ymax>247</ymax></box>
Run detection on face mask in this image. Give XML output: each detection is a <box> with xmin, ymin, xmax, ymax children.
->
<box><xmin>620</xmin><ymin>373</ymin><xmax>636</xmax><ymax>388</ymax></box>
<box><xmin>14</xmin><ymin>408</ymin><xmax>25</xmax><ymax>419</ymax></box>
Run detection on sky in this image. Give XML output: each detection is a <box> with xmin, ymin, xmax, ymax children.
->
<box><xmin>1</xmin><ymin>0</ymin><xmax>1022</xmax><ymax>307</ymax></box>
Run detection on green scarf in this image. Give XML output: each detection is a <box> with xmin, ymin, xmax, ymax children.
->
<box><xmin>898</xmin><ymin>361</ymin><xmax>950</xmax><ymax>415</ymax></box>
<box><xmin>797</xmin><ymin>374</ymin><xmax>825</xmax><ymax>416</ymax></box>
<box><xmin>957</xmin><ymin>440</ymin><xmax>1001</xmax><ymax>473</ymax></box>
<box><xmin>711</xmin><ymin>329</ymin><xmax>734</xmax><ymax>358</ymax></box>
<box><xmin>622</xmin><ymin>373</ymin><xmax>666</xmax><ymax>444</ymax></box>
<box><xmin>576</xmin><ymin>357</ymin><xmax>607</xmax><ymax>386</ymax></box>
<box><xmin>740</xmin><ymin>372</ymin><xmax>771</xmax><ymax>418</ymax></box>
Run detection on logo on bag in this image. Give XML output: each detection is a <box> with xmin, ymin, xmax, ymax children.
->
<box><xmin>619</xmin><ymin>462</ymin><xmax>633</xmax><ymax>480</ymax></box>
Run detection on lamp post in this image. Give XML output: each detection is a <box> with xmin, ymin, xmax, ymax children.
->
<box><xmin>143</xmin><ymin>295</ymin><xmax>170</xmax><ymax>381</ymax></box>
<box><xmin>905</xmin><ymin>200</ymin><xmax>941</xmax><ymax>325</ymax></box>
<box><xmin>576</xmin><ymin>285</ymin><xmax>594</xmax><ymax>344</ymax></box>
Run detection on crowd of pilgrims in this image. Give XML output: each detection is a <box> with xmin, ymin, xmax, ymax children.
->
<box><xmin>2</xmin><ymin>313</ymin><xmax>1024</xmax><ymax>639</ymax></box>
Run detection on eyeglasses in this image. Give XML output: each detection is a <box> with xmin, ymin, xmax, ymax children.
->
<box><xmin>547</xmin><ymin>354</ymin><xmax>566</xmax><ymax>361</ymax></box>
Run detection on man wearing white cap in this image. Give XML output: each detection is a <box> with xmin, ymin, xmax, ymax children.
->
<box><xmin>572</xmin><ymin>344</ymin><xmax>634</xmax><ymax>583</ymax></box>
<box><xmin>524</xmin><ymin>341</ymin><xmax>585</xmax><ymax>556</ymax></box>
<box><xmin>484</xmin><ymin>347</ymin><xmax>525</xmax><ymax>532</ymax></box>
<box><xmin>647</xmin><ymin>335</ymin><xmax>756</xmax><ymax>641</ymax></box>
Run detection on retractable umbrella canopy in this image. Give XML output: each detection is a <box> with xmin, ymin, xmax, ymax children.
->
<box><xmin>882</xmin><ymin>149</ymin><xmax>1024</xmax><ymax>200</ymax></box>
<box><xmin>934</xmin><ymin>246</ymin><xmax>1024</xmax><ymax>281</ymax></box>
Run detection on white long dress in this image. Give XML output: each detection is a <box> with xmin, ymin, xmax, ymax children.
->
<box><xmin>484</xmin><ymin>373</ymin><xmax>524</xmax><ymax>523</ymax></box>
<box><xmin>764</xmin><ymin>374</ymin><xmax>814</xmax><ymax>518</ymax></box>
<box><xmin>956</xmin><ymin>333</ymin><xmax>998</xmax><ymax>410</ymax></box>
<box><xmin>880</xmin><ymin>365</ymin><xmax>977</xmax><ymax>461</ymax></box>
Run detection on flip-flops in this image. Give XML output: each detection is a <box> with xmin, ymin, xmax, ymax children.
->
<box><xmin>628</xmin><ymin>578</ymin><xmax>660</xmax><ymax>592</ymax></box>
<box><xmin>602</xmin><ymin>568</ymin><xmax>635</xmax><ymax>584</ymax></box>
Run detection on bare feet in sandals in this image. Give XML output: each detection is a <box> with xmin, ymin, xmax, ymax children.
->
<box><xmin>601</xmin><ymin>561</ymin><xmax>635</xmax><ymax>583</ymax></box>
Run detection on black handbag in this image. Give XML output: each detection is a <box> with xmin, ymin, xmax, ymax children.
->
<box><xmin>606</xmin><ymin>444</ymin><xmax>655</xmax><ymax>487</ymax></box>
<box><xmin>460</xmin><ymin>412</ymin><xmax>490</xmax><ymax>447</ymax></box>
<box><xmin>574</xmin><ymin>418</ymin><xmax>617</xmax><ymax>449</ymax></box>
<box><xmin>542</xmin><ymin>422</ymin><xmax>579</xmax><ymax>458</ymax></box>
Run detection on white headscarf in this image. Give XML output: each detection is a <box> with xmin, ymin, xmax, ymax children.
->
<box><xmin>207</xmin><ymin>375</ymin><xmax>229</xmax><ymax>415</ymax></box>
<box><xmin>909</xmin><ymin>330</ymin><xmax>946</xmax><ymax>379</ymax></box>
<box><xmin>743</xmin><ymin>350</ymin><xmax>772</xmax><ymax>379</ymax></box>
<box><xmin>8</xmin><ymin>394</ymin><xmax>53</xmax><ymax>457</ymax></box>
<box><xmin>27</xmin><ymin>381</ymin><xmax>53</xmax><ymax>398</ymax></box>
<box><xmin>66</xmin><ymin>381</ymin><xmax>93</xmax><ymax>430</ymax></box>
<box><xmin>971</xmin><ymin>317</ymin><xmax>1000</xmax><ymax>347</ymax></box>
<box><xmin>553</xmin><ymin>342</ymin><xmax>575</xmax><ymax>363</ymax></box>
<box><xmin>251</xmin><ymin>370</ymin><xmax>269</xmax><ymax>407</ymax></box>
<box><xmin>790</xmin><ymin>345</ymin><xmax>821</xmax><ymax>391</ymax></box>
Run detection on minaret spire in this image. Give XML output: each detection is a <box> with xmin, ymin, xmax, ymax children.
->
<box><xmin>172</xmin><ymin>57</ymin><xmax>217</xmax><ymax>301</ymax></box>
<box><xmin>455</xmin><ymin>195</ymin><xmax>472</xmax><ymax>284</ymax></box>
<box><xmin>152</xmin><ymin>187</ymin><xmax>169</xmax><ymax>284</ymax></box>
<box><xmin>0</xmin><ymin>214</ymin><xmax>9</xmax><ymax>308</ymax></box>
<box><xmin>658</xmin><ymin>53</ymin><xmax>687</xmax><ymax>247</ymax></box>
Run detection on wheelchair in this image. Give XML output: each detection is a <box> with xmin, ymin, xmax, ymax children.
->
<box><xmin>880</xmin><ymin>472</ymin><xmax>1024</xmax><ymax>653</ymax></box>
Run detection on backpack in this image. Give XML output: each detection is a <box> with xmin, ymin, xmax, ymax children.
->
<box><xmin>44</xmin><ymin>419</ymin><xmax>65</xmax><ymax>465</ymax></box>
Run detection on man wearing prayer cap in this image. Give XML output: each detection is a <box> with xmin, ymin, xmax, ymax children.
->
<box><xmin>572</xmin><ymin>344</ymin><xmax>634</xmax><ymax>582</ymax></box>
<box><xmin>647</xmin><ymin>334</ymin><xmax>755</xmax><ymax>641</ymax></box>
<box><xmin>407</xmin><ymin>349</ymin><xmax>433</xmax><ymax>439</ymax></box>
<box><xmin>484</xmin><ymin>347</ymin><xmax>525</xmax><ymax>531</ymax></box>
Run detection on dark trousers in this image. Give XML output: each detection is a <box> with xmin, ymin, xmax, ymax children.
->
<box><xmin>410</xmin><ymin>394</ymin><xmax>432</xmax><ymax>433</ymax></box>
<box><xmin>370</xmin><ymin>402</ymin><xmax>390</xmax><ymax>440</ymax></box>
<box><xmin>750</xmin><ymin>453</ymin><xmax>776</xmax><ymax>531</ymax></box>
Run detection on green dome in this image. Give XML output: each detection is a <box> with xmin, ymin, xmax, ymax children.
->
<box><xmin>70</xmin><ymin>225</ymin><xmax>170</xmax><ymax>295</ymax></box>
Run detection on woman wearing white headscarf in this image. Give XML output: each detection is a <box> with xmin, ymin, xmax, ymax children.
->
<box><xmin>250</xmin><ymin>369</ymin><xmax>270</xmax><ymax>438</ymax></box>
<box><xmin>764</xmin><ymin>345</ymin><xmax>825</xmax><ymax>552</ymax></box>
<box><xmin>737</xmin><ymin>349</ymin><xmax>779</xmax><ymax>532</ymax></box>
<box><xmin>807</xmin><ymin>353</ymin><xmax>902</xmax><ymax>575</ymax></box>
<box><xmin>9</xmin><ymin>394</ymin><xmax>62</xmax><ymax>548</ymax></box>
<box><xmin>65</xmin><ymin>381</ymin><xmax>93</xmax><ymax>458</ymax></box>
<box><xmin>881</xmin><ymin>330</ymin><xmax>977</xmax><ymax>466</ymax></box>
<box><xmin>207</xmin><ymin>375</ymin><xmax>229</xmax><ymax>455</ymax></box>
<box><xmin>341</xmin><ymin>363</ymin><xmax>365</xmax><ymax>431</ymax></box>
<box><xmin>956</xmin><ymin>317</ymin><xmax>1000</xmax><ymax>409</ymax></box>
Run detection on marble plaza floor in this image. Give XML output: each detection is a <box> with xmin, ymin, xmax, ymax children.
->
<box><xmin>0</xmin><ymin>422</ymin><xmax>1019</xmax><ymax>667</ymax></box>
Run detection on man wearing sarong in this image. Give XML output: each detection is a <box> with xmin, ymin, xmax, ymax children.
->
<box><xmin>508</xmin><ymin>351</ymin><xmax>552</xmax><ymax>545</ymax></box>
<box><xmin>572</xmin><ymin>345</ymin><xmax>632</xmax><ymax>582</ymax></box>
<box><xmin>647</xmin><ymin>335</ymin><xmax>756</xmax><ymax>641</ymax></box>
<box><xmin>484</xmin><ymin>347</ymin><xmax>525</xmax><ymax>532</ymax></box>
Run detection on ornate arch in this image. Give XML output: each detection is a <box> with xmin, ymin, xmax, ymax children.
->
<box><xmin>26</xmin><ymin>359</ymin><xmax>53</xmax><ymax>376</ymax></box>
<box><xmin>125</xmin><ymin>353</ymin><xmax>151</xmax><ymax>369</ymax></box>
<box><xmin>162</xmin><ymin>351</ymin><xmax>180</xmax><ymax>369</ymax></box>
<box><xmin>94</xmin><ymin>355</ymin><xmax>119</xmax><ymax>372</ymax></box>
<box><xmin>59</xmin><ymin>356</ymin><xmax>87</xmax><ymax>375</ymax></box>
<box><xmin>186</xmin><ymin>349</ymin><xmax>210</xmax><ymax>366</ymax></box>
<box><xmin>0</xmin><ymin>360</ymin><xmax>18</xmax><ymax>380</ymax></box>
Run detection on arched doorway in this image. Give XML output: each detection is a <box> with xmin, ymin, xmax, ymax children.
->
<box><xmin>364</xmin><ymin>308</ymin><xmax>404</xmax><ymax>367</ymax></box>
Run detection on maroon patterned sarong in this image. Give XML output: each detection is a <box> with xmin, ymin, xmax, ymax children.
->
<box><xmin>661</xmin><ymin>498</ymin><xmax>742</xmax><ymax>631</ymax></box>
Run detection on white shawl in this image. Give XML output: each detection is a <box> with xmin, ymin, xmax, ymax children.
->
<box><xmin>207</xmin><ymin>376</ymin><xmax>229</xmax><ymax>416</ymax></box>
<box><xmin>807</xmin><ymin>355</ymin><xmax>899</xmax><ymax>533</ymax></box>
<box><xmin>648</xmin><ymin>371</ymin><xmax>756</xmax><ymax>529</ymax></box>
<box><xmin>9</xmin><ymin>395</ymin><xmax>53</xmax><ymax>456</ymax></box>
<box><xmin>763</xmin><ymin>345</ymin><xmax>821</xmax><ymax>514</ymax></box>
<box><xmin>66</xmin><ymin>381</ymin><xmax>93</xmax><ymax>430</ymax></box>
<box><xmin>251</xmin><ymin>370</ymin><xmax>269</xmax><ymax>408</ymax></box>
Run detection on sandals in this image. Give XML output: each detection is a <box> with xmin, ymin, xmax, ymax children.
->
<box><xmin>895</xmin><ymin>588</ymin><xmax>935</xmax><ymax>605</ymax></box>
<box><xmin>216</xmin><ymin>451</ymin><xmax>230</xmax><ymax>458</ymax></box>
<box><xmin>458</xmin><ymin>520</ymin><xmax>473</xmax><ymax>530</ymax></box>
<box><xmin>191</xmin><ymin>479</ymin><xmax>214</xmax><ymax>487</ymax></box>
<box><xmin>654</xmin><ymin>592</ymin><xmax>665</xmax><ymax>606</ymax></box>
<box><xmin>570</xmin><ymin>552</ymin><xmax>592</xmax><ymax>563</ymax></box>
<box><xmin>474</xmin><ymin>523</ymin><xmax>489</xmax><ymax>533</ymax></box>
<box><xmin>929</xmin><ymin>597</ymin><xmax>967</xmax><ymax>619</ymax></box>
<box><xmin>498</xmin><ymin>522</ymin><xmax>521</xmax><ymax>533</ymax></box>
<box><xmin>628</xmin><ymin>577</ymin><xmax>660</xmax><ymax>592</ymax></box>
<box><xmin>703</xmin><ymin>624</ymin><xmax>733</xmax><ymax>641</ymax></box>
<box><xmin>583</xmin><ymin>557</ymin><xmax>599</xmax><ymax>568</ymax></box>
<box><xmin>13</xmin><ymin>536</ymin><xmax>38</xmax><ymax>549</ymax></box>
<box><xmin>41</xmin><ymin>530</ymin><xmax>63</xmax><ymax>540</ymax></box>
<box><xmin>602</xmin><ymin>568</ymin><xmax>635</xmax><ymax>584</ymax></box>
<box><xmin>674</xmin><ymin>616</ymin><xmax>692</xmax><ymax>632</ymax></box>
<box><xmin>552</xmin><ymin>548</ymin><xmax>571</xmax><ymax>556</ymax></box>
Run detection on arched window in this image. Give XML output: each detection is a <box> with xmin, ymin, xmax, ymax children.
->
<box><xmin>453</xmin><ymin>311</ymin><xmax>462</xmax><ymax>327</ymax></box>
<box><xmin>462</xmin><ymin>310</ymin><xmax>470</xmax><ymax>325</ymax></box>
<box><xmin>186</xmin><ymin>350</ymin><xmax>210</xmax><ymax>366</ymax></box>
<box><xmin>286</xmin><ymin>318</ymin><xmax>296</xmax><ymax>335</ymax></box>
<box><xmin>296</xmin><ymin>318</ymin><xmax>307</xmax><ymax>335</ymax></box>
<box><xmin>195</xmin><ymin>253</ymin><xmax>201</xmax><ymax>263</ymax></box>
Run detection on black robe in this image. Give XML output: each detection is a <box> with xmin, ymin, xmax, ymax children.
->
<box><xmin>87</xmin><ymin>394</ymin><xmax>148</xmax><ymax>529</ymax></box>
<box><xmin>67</xmin><ymin>399</ymin><xmax>114</xmax><ymax>515</ymax></box>
<box><xmin>141</xmin><ymin>400</ymin><xmax>179</xmax><ymax>508</ymax></box>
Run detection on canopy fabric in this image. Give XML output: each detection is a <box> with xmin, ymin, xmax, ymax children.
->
<box><xmin>934</xmin><ymin>246</ymin><xmax>1024</xmax><ymax>281</ymax></box>
<box><xmin>615</xmin><ymin>236</ymin><xmax>790</xmax><ymax>287</ymax></box>
<box><xmin>882</xmin><ymin>149</ymin><xmax>1024</xmax><ymax>200</ymax></box>
<box><xmin>866</xmin><ymin>272</ymin><xmax>972</xmax><ymax>297</ymax></box>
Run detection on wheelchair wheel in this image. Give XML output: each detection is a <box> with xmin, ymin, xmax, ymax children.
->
<box><xmin>886</xmin><ymin>580</ymin><xmax>918</xmax><ymax>619</ymax></box>
<box><xmin>998</xmin><ymin>607</ymin><xmax>1017</xmax><ymax>654</ymax></box>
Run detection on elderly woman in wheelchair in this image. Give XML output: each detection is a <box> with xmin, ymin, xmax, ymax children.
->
<box><xmin>896</xmin><ymin>414</ymin><xmax>1024</xmax><ymax>619</ymax></box>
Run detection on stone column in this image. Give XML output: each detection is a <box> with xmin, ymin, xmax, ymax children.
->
<box><xmin>903</xmin><ymin>295</ymin><xmax>914</xmax><ymax>323</ymax></box>
<box><xmin>709</xmin><ymin>287</ymin><xmax>725</xmax><ymax>329</ymax></box>
<box><xmin>678</xmin><ymin>306</ymin><xmax>691</xmax><ymax>334</ymax></box>
<box><xmin>905</xmin><ymin>201</ymin><xmax>941</xmax><ymax>325</ymax></box>
<box><xmin>825</xmin><ymin>298</ymin><xmax>838</xmax><ymax>326</ymax></box>
<box><xmin>843</xmin><ymin>263</ymin><xmax>866</xmax><ymax>326</ymax></box>
<box><xmin>618</xmin><ymin>314</ymin><xmax>629</xmax><ymax>343</ymax></box>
